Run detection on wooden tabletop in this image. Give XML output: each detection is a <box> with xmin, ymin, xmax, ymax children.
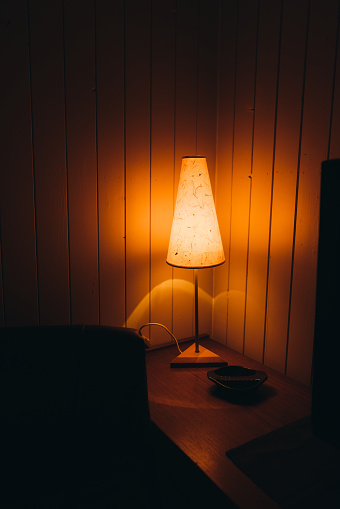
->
<box><xmin>145</xmin><ymin>338</ymin><xmax>312</xmax><ymax>509</ymax></box>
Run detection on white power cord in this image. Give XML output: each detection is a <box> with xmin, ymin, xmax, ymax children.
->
<box><xmin>138</xmin><ymin>322</ymin><xmax>183</xmax><ymax>354</ymax></box>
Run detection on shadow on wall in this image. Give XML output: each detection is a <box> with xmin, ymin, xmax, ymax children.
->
<box><xmin>126</xmin><ymin>279</ymin><xmax>253</xmax><ymax>349</ymax></box>
<box><xmin>126</xmin><ymin>278</ymin><xmax>212</xmax><ymax>344</ymax></box>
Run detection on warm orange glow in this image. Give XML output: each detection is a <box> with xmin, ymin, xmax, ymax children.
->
<box><xmin>167</xmin><ymin>156</ymin><xmax>225</xmax><ymax>268</ymax></box>
<box><xmin>125</xmin><ymin>278</ymin><xmax>212</xmax><ymax>336</ymax></box>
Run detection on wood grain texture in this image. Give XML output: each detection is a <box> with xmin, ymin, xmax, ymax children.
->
<box><xmin>28</xmin><ymin>0</ymin><xmax>70</xmax><ymax>325</ymax></box>
<box><xmin>96</xmin><ymin>0</ymin><xmax>125</xmax><ymax>326</ymax></box>
<box><xmin>212</xmin><ymin>0</ymin><xmax>238</xmax><ymax>344</ymax></box>
<box><xmin>1</xmin><ymin>0</ymin><xmax>340</xmax><ymax>388</ymax></box>
<box><xmin>0</xmin><ymin>0</ymin><xmax>39</xmax><ymax>326</ymax></box>
<box><xmin>64</xmin><ymin>0</ymin><xmax>99</xmax><ymax>325</ymax></box>
<box><xmin>146</xmin><ymin>338</ymin><xmax>311</xmax><ymax>509</ymax></box>
<box><xmin>149</xmin><ymin>0</ymin><xmax>176</xmax><ymax>344</ymax></box>
<box><xmin>125</xmin><ymin>0</ymin><xmax>151</xmax><ymax>329</ymax></box>
<box><xmin>226</xmin><ymin>0</ymin><xmax>258</xmax><ymax>352</ymax></box>
<box><xmin>287</xmin><ymin>0</ymin><xmax>339</xmax><ymax>384</ymax></box>
<box><xmin>244</xmin><ymin>0</ymin><xmax>281</xmax><ymax>362</ymax></box>
<box><xmin>264</xmin><ymin>0</ymin><xmax>309</xmax><ymax>373</ymax></box>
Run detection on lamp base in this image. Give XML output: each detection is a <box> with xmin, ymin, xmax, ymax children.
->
<box><xmin>170</xmin><ymin>343</ymin><xmax>228</xmax><ymax>368</ymax></box>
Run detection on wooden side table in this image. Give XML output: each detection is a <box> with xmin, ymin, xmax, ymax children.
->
<box><xmin>146</xmin><ymin>338</ymin><xmax>313</xmax><ymax>508</ymax></box>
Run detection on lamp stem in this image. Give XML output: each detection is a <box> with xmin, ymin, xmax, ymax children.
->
<box><xmin>194</xmin><ymin>268</ymin><xmax>199</xmax><ymax>353</ymax></box>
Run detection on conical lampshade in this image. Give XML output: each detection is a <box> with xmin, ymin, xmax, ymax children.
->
<box><xmin>167</xmin><ymin>156</ymin><xmax>225</xmax><ymax>268</ymax></box>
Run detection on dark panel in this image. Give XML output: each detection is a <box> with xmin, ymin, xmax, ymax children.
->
<box><xmin>28</xmin><ymin>0</ymin><xmax>70</xmax><ymax>325</ymax></box>
<box><xmin>329</xmin><ymin>5</ymin><xmax>340</xmax><ymax>159</ymax></box>
<box><xmin>64</xmin><ymin>0</ymin><xmax>99</xmax><ymax>325</ymax></box>
<box><xmin>288</xmin><ymin>0</ymin><xmax>339</xmax><ymax>384</ymax></box>
<box><xmin>150</xmin><ymin>0</ymin><xmax>176</xmax><ymax>344</ymax></box>
<box><xmin>265</xmin><ymin>0</ymin><xmax>309</xmax><ymax>373</ymax></box>
<box><xmin>0</xmin><ymin>0</ymin><xmax>39</xmax><ymax>326</ymax></box>
<box><xmin>312</xmin><ymin>159</ymin><xmax>340</xmax><ymax>447</ymax></box>
<box><xmin>244</xmin><ymin>0</ymin><xmax>281</xmax><ymax>362</ymax></box>
<box><xmin>0</xmin><ymin>237</ymin><xmax>4</xmax><ymax>326</ymax></box>
<box><xmin>96</xmin><ymin>0</ymin><xmax>125</xmax><ymax>326</ymax></box>
<box><xmin>125</xmin><ymin>0</ymin><xmax>151</xmax><ymax>329</ymax></box>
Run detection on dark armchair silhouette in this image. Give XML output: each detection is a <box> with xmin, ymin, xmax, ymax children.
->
<box><xmin>0</xmin><ymin>325</ymin><xmax>159</xmax><ymax>508</ymax></box>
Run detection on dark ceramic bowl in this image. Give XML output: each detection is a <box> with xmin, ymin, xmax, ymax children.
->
<box><xmin>207</xmin><ymin>365</ymin><xmax>268</xmax><ymax>392</ymax></box>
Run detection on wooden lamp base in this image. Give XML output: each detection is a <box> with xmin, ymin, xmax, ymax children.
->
<box><xmin>171</xmin><ymin>343</ymin><xmax>228</xmax><ymax>368</ymax></box>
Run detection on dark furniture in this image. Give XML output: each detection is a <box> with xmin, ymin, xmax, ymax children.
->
<box><xmin>0</xmin><ymin>325</ymin><xmax>159</xmax><ymax>508</ymax></box>
<box><xmin>146</xmin><ymin>338</ymin><xmax>340</xmax><ymax>508</ymax></box>
<box><xmin>312</xmin><ymin>159</ymin><xmax>340</xmax><ymax>448</ymax></box>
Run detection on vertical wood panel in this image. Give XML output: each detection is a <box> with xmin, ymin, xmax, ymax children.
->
<box><xmin>125</xmin><ymin>0</ymin><xmax>151</xmax><ymax>329</ymax></box>
<box><xmin>0</xmin><ymin>0</ymin><xmax>39</xmax><ymax>326</ymax></box>
<box><xmin>265</xmin><ymin>0</ymin><xmax>309</xmax><ymax>373</ymax></box>
<box><xmin>196</xmin><ymin>0</ymin><xmax>219</xmax><ymax>337</ymax></box>
<box><xmin>64</xmin><ymin>0</ymin><xmax>99</xmax><ymax>325</ymax></box>
<box><xmin>226</xmin><ymin>0</ymin><xmax>258</xmax><ymax>352</ymax></box>
<box><xmin>28</xmin><ymin>0</ymin><xmax>70</xmax><ymax>325</ymax></box>
<box><xmin>1</xmin><ymin>0</ymin><xmax>339</xmax><ymax>387</ymax></box>
<box><xmin>213</xmin><ymin>0</ymin><xmax>237</xmax><ymax>344</ymax></box>
<box><xmin>96</xmin><ymin>0</ymin><xmax>125</xmax><ymax>326</ymax></box>
<box><xmin>173</xmin><ymin>0</ymin><xmax>198</xmax><ymax>340</ymax></box>
<box><xmin>150</xmin><ymin>0</ymin><xmax>176</xmax><ymax>344</ymax></box>
<box><xmin>0</xmin><ymin>234</ymin><xmax>4</xmax><ymax>326</ymax></box>
<box><xmin>329</xmin><ymin>7</ymin><xmax>340</xmax><ymax>160</ymax></box>
<box><xmin>287</xmin><ymin>0</ymin><xmax>339</xmax><ymax>384</ymax></box>
<box><xmin>64</xmin><ymin>0</ymin><xmax>99</xmax><ymax>324</ymax></box>
<box><xmin>244</xmin><ymin>0</ymin><xmax>281</xmax><ymax>361</ymax></box>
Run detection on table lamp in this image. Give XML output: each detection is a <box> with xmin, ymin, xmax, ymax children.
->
<box><xmin>167</xmin><ymin>156</ymin><xmax>227</xmax><ymax>366</ymax></box>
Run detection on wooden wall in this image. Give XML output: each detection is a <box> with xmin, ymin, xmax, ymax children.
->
<box><xmin>213</xmin><ymin>0</ymin><xmax>340</xmax><ymax>385</ymax></box>
<box><xmin>0</xmin><ymin>0</ymin><xmax>218</xmax><ymax>343</ymax></box>
<box><xmin>1</xmin><ymin>0</ymin><xmax>339</xmax><ymax>386</ymax></box>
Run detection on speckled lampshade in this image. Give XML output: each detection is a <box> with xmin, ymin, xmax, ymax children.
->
<box><xmin>167</xmin><ymin>156</ymin><xmax>225</xmax><ymax>269</ymax></box>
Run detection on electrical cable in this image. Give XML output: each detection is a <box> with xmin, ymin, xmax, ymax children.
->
<box><xmin>138</xmin><ymin>322</ymin><xmax>183</xmax><ymax>354</ymax></box>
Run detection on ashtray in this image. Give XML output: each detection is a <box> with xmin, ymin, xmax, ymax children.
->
<box><xmin>207</xmin><ymin>365</ymin><xmax>268</xmax><ymax>392</ymax></box>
